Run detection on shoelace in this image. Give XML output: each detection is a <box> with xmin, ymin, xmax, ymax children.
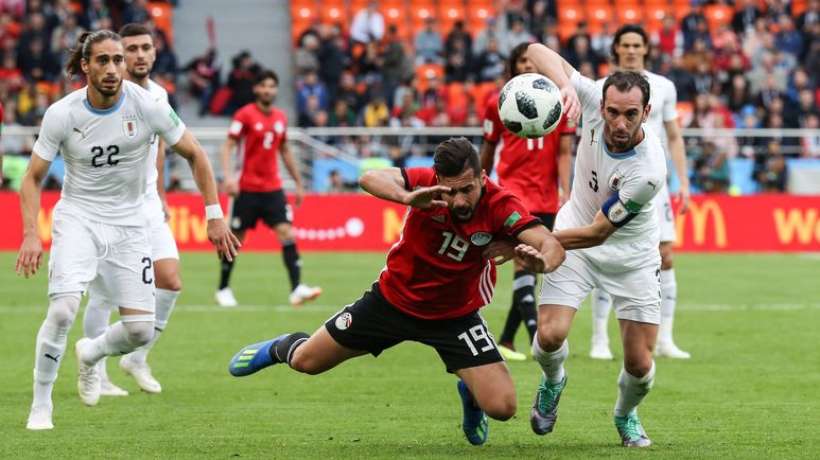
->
<box><xmin>536</xmin><ymin>380</ymin><xmax>561</xmax><ymax>413</ymax></box>
<box><xmin>79</xmin><ymin>363</ymin><xmax>97</xmax><ymax>386</ymax></box>
<box><xmin>619</xmin><ymin>415</ymin><xmax>644</xmax><ymax>440</ymax></box>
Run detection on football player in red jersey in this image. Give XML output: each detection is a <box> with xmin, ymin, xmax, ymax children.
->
<box><xmin>227</xmin><ymin>138</ymin><xmax>565</xmax><ymax>445</ymax></box>
<box><xmin>216</xmin><ymin>70</ymin><xmax>321</xmax><ymax>308</ymax></box>
<box><xmin>480</xmin><ymin>43</ymin><xmax>575</xmax><ymax>361</ymax></box>
<box><xmin>0</xmin><ymin>101</ymin><xmax>4</xmax><ymax>188</ymax></box>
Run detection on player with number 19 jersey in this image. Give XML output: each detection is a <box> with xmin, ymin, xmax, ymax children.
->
<box><xmin>227</xmin><ymin>103</ymin><xmax>288</xmax><ymax>192</ymax></box>
<box><xmin>378</xmin><ymin>167</ymin><xmax>539</xmax><ymax>320</ymax></box>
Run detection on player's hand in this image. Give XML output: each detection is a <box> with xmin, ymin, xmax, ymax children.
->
<box><xmin>294</xmin><ymin>184</ymin><xmax>305</xmax><ymax>207</ymax></box>
<box><xmin>514</xmin><ymin>241</ymin><xmax>564</xmax><ymax>273</ymax></box>
<box><xmin>207</xmin><ymin>218</ymin><xmax>241</xmax><ymax>261</ymax></box>
<box><xmin>225</xmin><ymin>179</ymin><xmax>239</xmax><ymax>197</ymax></box>
<box><xmin>15</xmin><ymin>234</ymin><xmax>43</xmax><ymax>278</ymax></box>
<box><xmin>404</xmin><ymin>185</ymin><xmax>451</xmax><ymax>209</ymax></box>
<box><xmin>483</xmin><ymin>240</ymin><xmax>516</xmax><ymax>265</ymax></box>
<box><xmin>560</xmin><ymin>85</ymin><xmax>581</xmax><ymax>123</ymax></box>
<box><xmin>676</xmin><ymin>184</ymin><xmax>691</xmax><ymax>214</ymax></box>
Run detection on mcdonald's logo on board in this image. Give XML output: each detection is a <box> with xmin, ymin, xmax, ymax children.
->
<box><xmin>675</xmin><ymin>200</ymin><xmax>728</xmax><ymax>248</ymax></box>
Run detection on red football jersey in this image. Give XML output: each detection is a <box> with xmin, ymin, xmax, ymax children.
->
<box><xmin>378</xmin><ymin>168</ymin><xmax>539</xmax><ymax>320</ymax></box>
<box><xmin>483</xmin><ymin>93</ymin><xmax>576</xmax><ymax>213</ymax></box>
<box><xmin>228</xmin><ymin>103</ymin><xmax>288</xmax><ymax>192</ymax></box>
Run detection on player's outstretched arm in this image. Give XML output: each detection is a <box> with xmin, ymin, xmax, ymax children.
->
<box><xmin>551</xmin><ymin>211</ymin><xmax>618</xmax><ymax>250</ymax></box>
<box><xmin>359</xmin><ymin>167</ymin><xmax>451</xmax><ymax>209</ymax></box>
<box><xmin>16</xmin><ymin>154</ymin><xmax>50</xmax><ymax>277</ymax></box>
<box><xmin>527</xmin><ymin>43</ymin><xmax>580</xmax><ymax>122</ymax></box>
<box><xmin>513</xmin><ymin>225</ymin><xmax>566</xmax><ymax>273</ymax></box>
<box><xmin>171</xmin><ymin>130</ymin><xmax>241</xmax><ymax>261</ymax></box>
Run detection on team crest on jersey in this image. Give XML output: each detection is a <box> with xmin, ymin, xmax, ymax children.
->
<box><xmin>255</xmin><ymin>122</ymin><xmax>264</xmax><ymax>131</ymax></box>
<box><xmin>609</xmin><ymin>173</ymin><xmax>623</xmax><ymax>191</ymax></box>
<box><xmin>335</xmin><ymin>312</ymin><xmax>353</xmax><ymax>330</ymax></box>
<box><xmin>470</xmin><ymin>232</ymin><xmax>493</xmax><ymax>246</ymax></box>
<box><xmin>122</xmin><ymin>116</ymin><xmax>138</xmax><ymax>139</ymax></box>
<box><xmin>274</xmin><ymin>121</ymin><xmax>285</xmax><ymax>134</ymax></box>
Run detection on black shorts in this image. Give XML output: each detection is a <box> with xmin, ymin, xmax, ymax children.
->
<box><xmin>229</xmin><ymin>190</ymin><xmax>291</xmax><ymax>232</ymax></box>
<box><xmin>533</xmin><ymin>212</ymin><xmax>556</xmax><ymax>231</ymax></box>
<box><xmin>325</xmin><ymin>284</ymin><xmax>504</xmax><ymax>373</ymax></box>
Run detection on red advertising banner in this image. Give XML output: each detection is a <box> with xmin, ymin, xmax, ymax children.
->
<box><xmin>0</xmin><ymin>192</ymin><xmax>818</xmax><ymax>252</ymax></box>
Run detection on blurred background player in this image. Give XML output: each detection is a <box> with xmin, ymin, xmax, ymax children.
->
<box><xmin>480</xmin><ymin>42</ymin><xmax>574</xmax><ymax>361</ymax></box>
<box><xmin>18</xmin><ymin>30</ymin><xmax>238</xmax><ymax>430</ymax></box>
<box><xmin>82</xmin><ymin>23</ymin><xmax>183</xmax><ymax>397</ymax></box>
<box><xmin>227</xmin><ymin>137</ymin><xmax>565</xmax><ymax>446</ymax></box>
<box><xmin>526</xmin><ymin>43</ymin><xmax>667</xmax><ymax>447</ymax></box>
<box><xmin>589</xmin><ymin>25</ymin><xmax>692</xmax><ymax>361</ymax></box>
<box><xmin>216</xmin><ymin>70</ymin><xmax>321</xmax><ymax>308</ymax></box>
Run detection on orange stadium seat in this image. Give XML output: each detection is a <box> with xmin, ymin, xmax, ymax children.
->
<box><xmin>704</xmin><ymin>4</ymin><xmax>734</xmax><ymax>31</ymax></box>
<box><xmin>467</xmin><ymin>0</ymin><xmax>496</xmax><ymax>33</ymax></box>
<box><xmin>415</xmin><ymin>63</ymin><xmax>444</xmax><ymax>93</ymax></box>
<box><xmin>557</xmin><ymin>4</ymin><xmax>585</xmax><ymax>41</ymax></box>
<box><xmin>585</xmin><ymin>4</ymin><xmax>613</xmax><ymax>35</ymax></box>
<box><xmin>470</xmin><ymin>81</ymin><xmax>498</xmax><ymax>117</ymax></box>
<box><xmin>290</xmin><ymin>0</ymin><xmax>318</xmax><ymax>43</ymax></box>
<box><xmin>378</xmin><ymin>1</ymin><xmax>411</xmax><ymax>39</ymax></box>
<box><xmin>438</xmin><ymin>3</ymin><xmax>466</xmax><ymax>34</ymax></box>
<box><xmin>617</xmin><ymin>4</ymin><xmax>643</xmax><ymax>24</ymax></box>
<box><xmin>645</xmin><ymin>2</ymin><xmax>672</xmax><ymax>33</ymax></box>
<box><xmin>319</xmin><ymin>1</ymin><xmax>347</xmax><ymax>26</ymax></box>
<box><xmin>791</xmin><ymin>0</ymin><xmax>808</xmax><ymax>15</ymax></box>
<box><xmin>148</xmin><ymin>2</ymin><xmax>174</xmax><ymax>44</ymax></box>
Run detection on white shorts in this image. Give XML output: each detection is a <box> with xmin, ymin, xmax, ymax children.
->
<box><xmin>653</xmin><ymin>183</ymin><xmax>676</xmax><ymax>243</ymax></box>
<box><xmin>49</xmin><ymin>205</ymin><xmax>154</xmax><ymax>310</ymax></box>
<box><xmin>144</xmin><ymin>192</ymin><xmax>179</xmax><ymax>261</ymax></box>
<box><xmin>539</xmin><ymin>248</ymin><xmax>661</xmax><ymax>324</ymax></box>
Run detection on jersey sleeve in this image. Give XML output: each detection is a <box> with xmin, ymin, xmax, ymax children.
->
<box><xmin>482</xmin><ymin>96</ymin><xmax>503</xmax><ymax>143</ymax></box>
<box><xmin>228</xmin><ymin>109</ymin><xmax>247</xmax><ymax>140</ymax></box>
<box><xmin>494</xmin><ymin>193</ymin><xmax>540</xmax><ymax>237</ymax></box>
<box><xmin>32</xmin><ymin>104</ymin><xmax>67</xmax><ymax>161</ymax></box>
<box><xmin>144</xmin><ymin>96</ymin><xmax>186</xmax><ymax>146</ymax></box>
<box><xmin>601</xmin><ymin>174</ymin><xmax>664</xmax><ymax>227</ymax></box>
<box><xmin>402</xmin><ymin>167</ymin><xmax>436</xmax><ymax>190</ymax></box>
<box><xmin>570</xmin><ymin>70</ymin><xmax>601</xmax><ymax>115</ymax></box>
<box><xmin>662</xmin><ymin>80</ymin><xmax>679</xmax><ymax>123</ymax></box>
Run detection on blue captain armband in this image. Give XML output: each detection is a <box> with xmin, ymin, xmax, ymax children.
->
<box><xmin>601</xmin><ymin>192</ymin><xmax>639</xmax><ymax>227</ymax></box>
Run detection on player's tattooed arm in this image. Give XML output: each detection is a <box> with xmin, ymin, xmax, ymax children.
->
<box><xmin>360</xmin><ymin>167</ymin><xmax>451</xmax><ymax>208</ymax></box>
<box><xmin>16</xmin><ymin>154</ymin><xmax>50</xmax><ymax>277</ymax></box>
<box><xmin>551</xmin><ymin>211</ymin><xmax>618</xmax><ymax>250</ymax></box>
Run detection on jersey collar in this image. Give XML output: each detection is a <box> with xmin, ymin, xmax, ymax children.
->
<box><xmin>83</xmin><ymin>89</ymin><xmax>126</xmax><ymax>115</ymax></box>
<box><xmin>601</xmin><ymin>128</ymin><xmax>643</xmax><ymax>159</ymax></box>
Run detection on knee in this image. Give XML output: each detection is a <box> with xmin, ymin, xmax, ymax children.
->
<box><xmin>659</xmin><ymin>244</ymin><xmax>674</xmax><ymax>270</ymax></box>
<box><xmin>483</xmin><ymin>393</ymin><xmax>517</xmax><ymax>421</ymax></box>
<box><xmin>536</xmin><ymin>324</ymin><xmax>567</xmax><ymax>352</ymax></box>
<box><xmin>124</xmin><ymin>322</ymin><xmax>154</xmax><ymax>347</ymax></box>
<box><xmin>48</xmin><ymin>295</ymin><xmax>80</xmax><ymax>329</ymax></box>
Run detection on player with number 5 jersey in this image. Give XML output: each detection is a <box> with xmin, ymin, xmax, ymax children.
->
<box><xmin>17</xmin><ymin>30</ymin><xmax>239</xmax><ymax>431</ymax></box>
<box><xmin>227</xmin><ymin>138</ymin><xmax>565</xmax><ymax>446</ymax></box>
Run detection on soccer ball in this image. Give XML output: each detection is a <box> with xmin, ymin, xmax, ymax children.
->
<box><xmin>498</xmin><ymin>73</ymin><xmax>564</xmax><ymax>139</ymax></box>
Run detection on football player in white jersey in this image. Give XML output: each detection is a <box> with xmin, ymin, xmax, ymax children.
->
<box><xmin>82</xmin><ymin>23</ymin><xmax>181</xmax><ymax>398</ymax></box>
<box><xmin>589</xmin><ymin>25</ymin><xmax>691</xmax><ymax>360</ymax></box>
<box><xmin>16</xmin><ymin>30</ymin><xmax>240</xmax><ymax>430</ymax></box>
<box><xmin>522</xmin><ymin>43</ymin><xmax>667</xmax><ymax>447</ymax></box>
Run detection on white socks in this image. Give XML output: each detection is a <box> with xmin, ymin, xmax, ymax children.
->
<box><xmin>127</xmin><ymin>289</ymin><xmax>179</xmax><ymax>363</ymax></box>
<box><xmin>591</xmin><ymin>288</ymin><xmax>612</xmax><ymax>343</ymax></box>
<box><xmin>532</xmin><ymin>337</ymin><xmax>569</xmax><ymax>384</ymax></box>
<box><xmin>80</xmin><ymin>321</ymin><xmax>154</xmax><ymax>364</ymax></box>
<box><xmin>614</xmin><ymin>361</ymin><xmax>656</xmax><ymax>417</ymax></box>
<box><xmin>658</xmin><ymin>269</ymin><xmax>677</xmax><ymax>344</ymax></box>
<box><xmin>33</xmin><ymin>294</ymin><xmax>81</xmax><ymax>407</ymax></box>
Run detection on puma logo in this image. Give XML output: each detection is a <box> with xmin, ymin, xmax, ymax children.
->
<box><xmin>44</xmin><ymin>353</ymin><xmax>60</xmax><ymax>363</ymax></box>
<box><xmin>647</xmin><ymin>181</ymin><xmax>657</xmax><ymax>190</ymax></box>
<box><xmin>73</xmin><ymin>127</ymin><xmax>86</xmax><ymax>139</ymax></box>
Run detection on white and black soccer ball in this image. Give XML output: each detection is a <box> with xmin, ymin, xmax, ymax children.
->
<box><xmin>497</xmin><ymin>73</ymin><xmax>564</xmax><ymax>139</ymax></box>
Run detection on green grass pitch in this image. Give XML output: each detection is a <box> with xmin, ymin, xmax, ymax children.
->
<box><xmin>1</xmin><ymin>251</ymin><xmax>819</xmax><ymax>459</ymax></box>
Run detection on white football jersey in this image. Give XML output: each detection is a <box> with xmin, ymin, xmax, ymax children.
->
<box><xmin>33</xmin><ymin>80</ymin><xmax>186</xmax><ymax>226</ymax></box>
<box><xmin>556</xmin><ymin>71</ymin><xmax>667</xmax><ymax>250</ymax></box>
<box><xmin>144</xmin><ymin>79</ymin><xmax>169</xmax><ymax>192</ymax></box>
<box><xmin>595</xmin><ymin>70</ymin><xmax>678</xmax><ymax>157</ymax></box>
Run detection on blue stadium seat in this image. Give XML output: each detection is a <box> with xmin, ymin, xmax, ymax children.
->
<box><xmin>405</xmin><ymin>156</ymin><xmax>434</xmax><ymax>168</ymax></box>
<box><xmin>728</xmin><ymin>158</ymin><xmax>757</xmax><ymax>195</ymax></box>
<box><xmin>313</xmin><ymin>158</ymin><xmax>359</xmax><ymax>192</ymax></box>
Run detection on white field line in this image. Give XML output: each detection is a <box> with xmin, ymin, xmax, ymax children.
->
<box><xmin>1</xmin><ymin>303</ymin><xmax>819</xmax><ymax>314</ymax></box>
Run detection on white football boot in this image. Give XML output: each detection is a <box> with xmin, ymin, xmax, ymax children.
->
<box><xmin>26</xmin><ymin>404</ymin><xmax>54</xmax><ymax>430</ymax></box>
<box><xmin>120</xmin><ymin>354</ymin><xmax>162</xmax><ymax>394</ymax></box>
<box><xmin>75</xmin><ymin>338</ymin><xmax>101</xmax><ymax>406</ymax></box>
<box><xmin>215</xmin><ymin>287</ymin><xmax>238</xmax><ymax>308</ymax></box>
<box><xmin>289</xmin><ymin>284</ymin><xmax>322</xmax><ymax>306</ymax></box>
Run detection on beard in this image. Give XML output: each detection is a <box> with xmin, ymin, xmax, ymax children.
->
<box><xmin>129</xmin><ymin>67</ymin><xmax>150</xmax><ymax>79</ymax></box>
<box><xmin>94</xmin><ymin>79</ymin><xmax>122</xmax><ymax>97</ymax></box>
